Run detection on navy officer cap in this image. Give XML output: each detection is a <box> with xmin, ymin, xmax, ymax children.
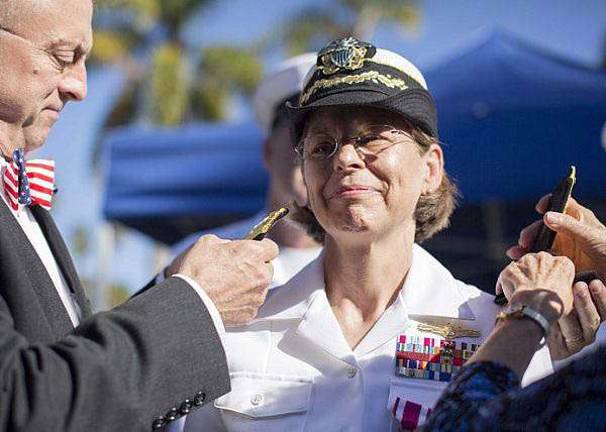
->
<box><xmin>287</xmin><ymin>37</ymin><xmax>438</xmax><ymax>145</ymax></box>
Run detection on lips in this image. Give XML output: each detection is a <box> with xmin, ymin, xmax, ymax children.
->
<box><xmin>40</xmin><ymin>105</ymin><xmax>63</xmax><ymax>121</ymax></box>
<box><xmin>44</xmin><ymin>104</ymin><xmax>63</xmax><ymax>114</ymax></box>
<box><xmin>328</xmin><ymin>185</ymin><xmax>380</xmax><ymax>199</ymax></box>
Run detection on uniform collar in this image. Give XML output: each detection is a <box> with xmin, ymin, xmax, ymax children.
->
<box><xmin>251</xmin><ymin>244</ymin><xmax>477</xmax><ymax>361</ymax></box>
<box><xmin>257</xmin><ymin>244</ymin><xmax>474</xmax><ymax>322</ymax></box>
<box><xmin>400</xmin><ymin>244</ymin><xmax>475</xmax><ymax>320</ymax></box>
<box><xmin>255</xmin><ymin>253</ymin><xmax>326</xmax><ymax>321</ymax></box>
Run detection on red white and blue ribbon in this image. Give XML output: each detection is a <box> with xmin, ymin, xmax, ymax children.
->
<box><xmin>391</xmin><ymin>397</ymin><xmax>432</xmax><ymax>431</ymax></box>
<box><xmin>2</xmin><ymin>149</ymin><xmax>55</xmax><ymax>212</ymax></box>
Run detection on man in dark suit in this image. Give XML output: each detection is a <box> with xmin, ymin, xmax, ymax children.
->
<box><xmin>0</xmin><ymin>1</ymin><xmax>278</xmax><ymax>431</ymax></box>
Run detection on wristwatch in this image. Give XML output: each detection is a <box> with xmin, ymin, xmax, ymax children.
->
<box><xmin>496</xmin><ymin>303</ymin><xmax>551</xmax><ymax>344</ymax></box>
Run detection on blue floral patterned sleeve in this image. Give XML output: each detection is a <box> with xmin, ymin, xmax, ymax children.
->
<box><xmin>421</xmin><ymin>361</ymin><xmax>519</xmax><ymax>431</ymax></box>
<box><xmin>423</xmin><ymin>345</ymin><xmax>606</xmax><ymax>431</ymax></box>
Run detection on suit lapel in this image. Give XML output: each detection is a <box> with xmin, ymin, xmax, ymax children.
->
<box><xmin>30</xmin><ymin>205</ymin><xmax>92</xmax><ymax>319</ymax></box>
<box><xmin>0</xmin><ymin>201</ymin><xmax>75</xmax><ymax>336</ymax></box>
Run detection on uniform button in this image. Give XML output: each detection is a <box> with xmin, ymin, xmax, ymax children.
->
<box><xmin>165</xmin><ymin>407</ymin><xmax>178</xmax><ymax>421</ymax></box>
<box><xmin>346</xmin><ymin>366</ymin><xmax>358</xmax><ymax>378</ymax></box>
<box><xmin>180</xmin><ymin>399</ymin><xmax>192</xmax><ymax>415</ymax></box>
<box><xmin>250</xmin><ymin>393</ymin><xmax>264</xmax><ymax>405</ymax></box>
<box><xmin>152</xmin><ymin>417</ymin><xmax>165</xmax><ymax>429</ymax></box>
<box><xmin>194</xmin><ymin>391</ymin><xmax>206</xmax><ymax>406</ymax></box>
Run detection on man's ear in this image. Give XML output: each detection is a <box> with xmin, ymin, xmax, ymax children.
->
<box><xmin>422</xmin><ymin>144</ymin><xmax>444</xmax><ymax>194</ymax></box>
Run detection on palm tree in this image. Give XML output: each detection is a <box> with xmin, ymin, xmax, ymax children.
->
<box><xmin>91</xmin><ymin>0</ymin><xmax>264</xmax><ymax>125</ymax></box>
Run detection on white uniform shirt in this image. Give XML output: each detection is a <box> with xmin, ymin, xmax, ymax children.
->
<box><xmin>183</xmin><ymin>244</ymin><xmax>553</xmax><ymax>432</ymax></box>
<box><xmin>0</xmin><ymin>158</ymin><xmax>81</xmax><ymax>326</ymax></box>
<box><xmin>173</xmin><ymin>211</ymin><xmax>322</xmax><ymax>288</ymax></box>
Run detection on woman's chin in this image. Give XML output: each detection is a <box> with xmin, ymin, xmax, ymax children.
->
<box><xmin>328</xmin><ymin>213</ymin><xmax>379</xmax><ymax>237</ymax></box>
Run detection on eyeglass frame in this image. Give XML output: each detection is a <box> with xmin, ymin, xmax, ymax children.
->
<box><xmin>294</xmin><ymin>124</ymin><xmax>414</xmax><ymax>163</ymax></box>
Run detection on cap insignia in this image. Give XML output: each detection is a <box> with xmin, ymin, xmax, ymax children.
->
<box><xmin>318</xmin><ymin>37</ymin><xmax>375</xmax><ymax>75</ymax></box>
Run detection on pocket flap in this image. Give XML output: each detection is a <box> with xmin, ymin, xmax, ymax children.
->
<box><xmin>215</xmin><ymin>372</ymin><xmax>312</xmax><ymax>418</ymax></box>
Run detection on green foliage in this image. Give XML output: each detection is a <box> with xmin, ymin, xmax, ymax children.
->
<box><xmin>150</xmin><ymin>43</ymin><xmax>188</xmax><ymax>125</ymax></box>
<box><xmin>95</xmin><ymin>0</ymin><xmax>160</xmax><ymax>24</ymax></box>
<box><xmin>95</xmin><ymin>0</ymin><xmax>211</xmax><ymax>36</ymax></box>
<box><xmin>282</xmin><ymin>0</ymin><xmax>420</xmax><ymax>53</ymax></box>
<box><xmin>89</xmin><ymin>30</ymin><xmax>138</xmax><ymax>65</ymax></box>
<box><xmin>159</xmin><ymin>0</ymin><xmax>209</xmax><ymax>36</ymax></box>
<box><xmin>283</xmin><ymin>10</ymin><xmax>347</xmax><ymax>55</ymax></box>
<box><xmin>192</xmin><ymin>46</ymin><xmax>263</xmax><ymax>121</ymax></box>
<box><xmin>192</xmin><ymin>79</ymin><xmax>228</xmax><ymax>121</ymax></box>
<box><xmin>200</xmin><ymin>46</ymin><xmax>263</xmax><ymax>95</ymax></box>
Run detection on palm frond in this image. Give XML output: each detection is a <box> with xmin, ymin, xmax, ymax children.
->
<box><xmin>282</xmin><ymin>8</ymin><xmax>348</xmax><ymax>54</ymax></box>
<box><xmin>150</xmin><ymin>43</ymin><xmax>188</xmax><ymax>125</ymax></box>
<box><xmin>89</xmin><ymin>30</ymin><xmax>139</xmax><ymax>65</ymax></box>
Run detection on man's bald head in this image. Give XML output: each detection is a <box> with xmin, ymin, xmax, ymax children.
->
<box><xmin>0</xmin><ymin>0</ymin><xmax>93</xmax><ymax>157</ymax></box>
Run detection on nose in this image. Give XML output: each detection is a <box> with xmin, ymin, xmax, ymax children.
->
<box><xmin>332</xmin><ymin>142</ymin><xmax>365</xmax><ymax>173</ymax></box>
<box><xmin>58</xmin><ymin>63</ymin><xmax>88</xmax><ymax>102</ymax></box>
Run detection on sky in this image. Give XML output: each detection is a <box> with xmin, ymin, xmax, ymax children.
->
<box><xmin>182</xmin><ymin>0</ymin><xmax>606</xmax><ymax>69</ymax></box>
<box><xmin>39</xmin><ymin>0</ymin><xmax>606</xmax><ymax>307</ymax></box>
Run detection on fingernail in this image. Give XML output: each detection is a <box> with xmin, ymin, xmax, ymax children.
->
<box><xmin>590</xmin><ymin>280</ymin><xmax>605</xmax><ymax>292</ymax></box>
<box><xmin>545</xmin><ymin>212</ymin><xmax>563</xmax><ymax>225</ymax></box>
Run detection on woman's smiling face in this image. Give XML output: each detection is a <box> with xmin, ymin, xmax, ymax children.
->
<box><xmin>301</xmin><ymin>106</ymin><xmax>444</xmax><ymax>242</ymax></box>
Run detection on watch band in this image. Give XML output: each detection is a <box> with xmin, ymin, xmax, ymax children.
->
<box><xmin>496</xmin><ymin>303</ymin><xmax>551</xmax><ymax>339</ymax></box>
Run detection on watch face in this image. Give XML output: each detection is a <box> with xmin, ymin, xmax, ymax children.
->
<box><xmin>508</xmin><ymin>303</ymin><xmax>525</xmax><ymax>314</ymax></box>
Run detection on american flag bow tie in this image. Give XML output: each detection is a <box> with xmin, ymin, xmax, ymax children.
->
<box><xmin>2</xmin><ymin>149</ymin><xmax>56</xmax><ymax>212</ymax></box>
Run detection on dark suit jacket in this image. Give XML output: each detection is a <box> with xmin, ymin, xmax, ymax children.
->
<box><xmin>0</xmin><ymin>201</ymin><xmax>230</xmax><ymax>431</ymax></box>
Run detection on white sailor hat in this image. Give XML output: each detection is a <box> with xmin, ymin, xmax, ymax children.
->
<box><xmin>288</xmin><ymin>37</ymin><xmax>437</xmax><ymax>144</ymax></box>
<box><xmin>253</xmin><ymin>52</ymin><xmax>317</xmax><ymax>134</ymax></box>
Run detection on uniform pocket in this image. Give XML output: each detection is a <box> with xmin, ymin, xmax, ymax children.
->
<box><xmin>214</xmin><ymin>372</ymin><xmax>312</xmax><ymax>432</ymax></box>
<box><xmin>387</xmin><ymin>378</ymin><xmax>447</xmax><ymax>430</ymax></box>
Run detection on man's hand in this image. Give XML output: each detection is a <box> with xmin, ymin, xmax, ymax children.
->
<box><xmin>547</xmin><ymin>279</ymin><xmax>606</xmax><ymax>359</ymax></box>
<box><xmin>507</xmin><ymin>195</ymin><xmax>606</xmax><ymax>280</ymax></box>
<box><xmin>496</xmin><ymin>252</ymin><xmax>576</xmax><ymax>325</ymax></box>
<box><xmin>505</xmin><ymin>196</ymin><xmax>606</xmax><ymax>359</ymax></box>
<box><xmin>166</xmin><ymin>235</ymin><xmax>279</xmax><ymax>326</ymax></box>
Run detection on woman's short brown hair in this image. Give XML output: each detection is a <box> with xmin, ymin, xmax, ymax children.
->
<box><xmin>291</xmin><ymin>124</ymin><xmax>458</xmax><ymax>244</ymax></box>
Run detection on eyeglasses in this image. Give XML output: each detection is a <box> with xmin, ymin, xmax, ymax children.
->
<box><xmin>296</xmin><ymin>124</ymin><xmax>411</xmax><ymax>163</ymax></box>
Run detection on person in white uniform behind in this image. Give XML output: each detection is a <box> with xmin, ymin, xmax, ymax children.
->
<box><xmin>172</xmin><ymin>54</ymin><xmax>322</xmax><ymax>288</ymax></box>
<box><xmin>181</xmin><ymin>38</ymin><xmax>602</xmax><ymax>431</ymax></box>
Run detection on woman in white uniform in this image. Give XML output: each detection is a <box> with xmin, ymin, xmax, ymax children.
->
<box><xmin>183</xmin><ymin>37</ymin><xmax>554</xmax><ymax>431</ymax></box>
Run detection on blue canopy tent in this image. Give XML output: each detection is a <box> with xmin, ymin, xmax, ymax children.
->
<box><xmin>102</xmin><ymin>123</ymin><xmax>267</xmax><ymax>244</ymax></box>
<box><xmin>417</xmin><ymin>30</ymin><xmax>606</xmax><ymax>288</ymax></box>
<box><xmin>424</xmin><ymin>29</ymin><xmax>606</xmax><ymax>204</ymax></box>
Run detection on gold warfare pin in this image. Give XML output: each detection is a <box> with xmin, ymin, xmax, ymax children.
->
<box><xmin>245</xmin><ymin>207</ymin><xmax>289</xmax><ymax>240</ymax></box>
<box><xmin>412</xmin><ymin>316</ymin><xmax>481</xmax><ymax>340</ymax></box>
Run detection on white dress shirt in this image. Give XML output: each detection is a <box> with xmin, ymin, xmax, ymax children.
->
<box><xmin>182</xmin><ymin>244</ymin><xmax>553</xmax><ymax>432</ymax></box>
<box><xmin>0</xmin><ymin>158</ymin><xmax>81</xmax><ymax>326</ymax></box>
